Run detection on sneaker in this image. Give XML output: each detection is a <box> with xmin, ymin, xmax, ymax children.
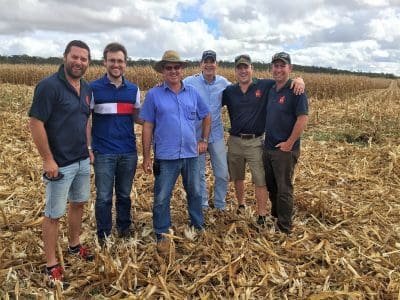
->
<box><xmin>275</xmin><ymin>221</ymin><xmax>292</xmax><ymax>235</ymax></box>
<box><xmin>257</xmin><ymin>215</ymin><xmax>266</xmax><ymax>225</ymax></box>
<box><xmin>46</xmin><ymin>264</ymin><xmax>69</xmax><ymax>289</ymax></box>
<box><xmin>68</xmin><ymin>244</ymin><xmax>94</xmax><ymax>261</ymax></box>
<box><xmin>236</xmin><ymin>204</ymin><xmax>245</xmax><ymax>214</ymax></box>
<box><xmin>118</xmin><ymin>227</ymin><xmax>133</xmax><ymax>238</ymax></box>
<box><xmin>156</xmin><ymin>239</ymin><xmax>170</xmax><ymax>255</ymax></box>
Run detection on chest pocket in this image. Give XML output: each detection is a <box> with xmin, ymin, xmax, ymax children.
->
<box><xmin>184</xmin><ymin>104</ymin><xmax>196</xmax><ymax>120</ymax></box>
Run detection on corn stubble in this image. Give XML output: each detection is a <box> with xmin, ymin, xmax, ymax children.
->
<box><xmin>0</xmin><ymin>71</ymin><xmax>399</xmax><ymax>299</ymax></box>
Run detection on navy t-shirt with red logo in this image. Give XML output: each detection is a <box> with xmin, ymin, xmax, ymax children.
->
<box><xmin>222</xmin><ymin>78</ymin><xmax>275</xmax><ymax>136</ymax></box>
<box><xmin>264</xmin><ymin>79</ymin><xmax>308</xmax><ymax>151</ymax></box>
<box><xmin>29</xmin><ymin>65</ymin><xmax>91</xmax><ymax>167</ymax></box>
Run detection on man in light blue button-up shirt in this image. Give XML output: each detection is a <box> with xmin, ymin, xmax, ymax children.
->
<box><xmin>184</xmin><ymin>50</ymin><xmax>230</xmax><ymax>210</ymax></box>
<box><xmin>140</xmin><ymin>50</ymin><xmax>211</xmax><ymax>253</ymax></box>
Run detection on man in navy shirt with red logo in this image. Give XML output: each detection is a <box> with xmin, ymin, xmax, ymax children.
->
<box><xmin>263</xmin><ymin>52</ymin><xmax>309</xmax><ymax>234</ymax></box>
<box><xmin>222</xmin><ymin>54</ymin><xmax>305</xmax><ymax>225</ymax></box>
<box><xmin>29</xmin><ymin>40</ymin><xmax>94</xmax><ymax>288</ymax></box>
<box><xmin>90</xmin><ymin>42</ymin><xmax>142</xmax><ymax>243</ymax></box>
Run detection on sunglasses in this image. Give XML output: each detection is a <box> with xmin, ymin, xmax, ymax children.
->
<box><xmin>164</xmin><ymin>65</ymin><xmax>182</xmax><ymax>71</ymax></box>
<box><xmin>43</xmin><ymin>172</ymin><xmax>64</xmax><ymax>181</ymax></box>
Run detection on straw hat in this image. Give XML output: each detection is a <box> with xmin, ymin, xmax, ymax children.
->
<box><xmin>154</xmin><ymin>50</ymin><xmax>188</xmax><ymax>73</ymax></box>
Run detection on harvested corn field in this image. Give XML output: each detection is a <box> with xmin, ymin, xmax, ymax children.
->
<box><xmin>0</xmin><ymin>73</ymin><xmax>399</xmax><ymax>299</ymax></box>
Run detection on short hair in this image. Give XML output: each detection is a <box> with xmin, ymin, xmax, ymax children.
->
<box><xmin>64</xmin><ymin>40</ymin><xmax>91</xmax><ymax>61</ymax></box>
<box><xmin>103</xmin><ymin>42</ymin><xmax>128</xmax><ymax>61</ymax></box>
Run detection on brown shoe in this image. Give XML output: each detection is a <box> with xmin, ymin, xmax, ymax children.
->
<box><xmin>156</xmin><ymin>239</ymin><xmax>170</xmax><ymax>255</ymax></box>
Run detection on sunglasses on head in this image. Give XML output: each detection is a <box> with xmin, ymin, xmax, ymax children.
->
<box><xmin>164</xmin><ymin>65</ymin><xmax>182</xmax><ymax>71</ymax></box>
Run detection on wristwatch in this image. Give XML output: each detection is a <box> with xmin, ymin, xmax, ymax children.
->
<box><xmin>201</xmin><ymin>138</ymin><xmax>208</xmax><ymax>143</ymax></box>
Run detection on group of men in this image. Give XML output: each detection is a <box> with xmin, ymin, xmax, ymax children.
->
<box><xmin>29</xmin><ymin>40</ymin><xmax>308</xmax><ymax>287</ymax></box>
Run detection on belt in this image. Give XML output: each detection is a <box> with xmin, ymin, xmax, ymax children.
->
<box><xmin>232</xmin><ymin>133</ymin><xmax>262</xmax><ymax>139</ymax></box>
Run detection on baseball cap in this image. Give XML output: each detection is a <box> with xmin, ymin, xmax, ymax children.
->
<box><xmin>201</xmin><ymin>50</ymin><xmax>216</xmax><ymax>62</ymax></box>
<box><xmin>271</xmin><ymin>52</ymin><xmax>291</xmax><ymax>64</ymax></box>
<box><xmin>234</xmin><ymin>54</ymin><xmax>251</xmax><ymax>67</ymax></box>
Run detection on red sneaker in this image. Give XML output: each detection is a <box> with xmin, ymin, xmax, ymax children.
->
<box><xmin>46</xmin><ymin>264</ymin><xmax>69</xmax><ymax>289</ymax></box>
<box><xmin>68</xmin><ymin>244</ymin><xmax>94</xmax><ymax>261</ymax></box>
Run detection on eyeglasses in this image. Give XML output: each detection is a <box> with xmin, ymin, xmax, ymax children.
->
<box><xmin>164</xmin><ymin>65</ymin><xmax>182</xmax><ymax>71</ymax></box>
<box><xmin>234</xmin><ymin>54</ymin><xmax>251</xmax><ymax>63</ymax></box>
<box><xmin>107</xmin><ymin>58</ymin><xmax>126</xmax><ymax>65</ymax></box>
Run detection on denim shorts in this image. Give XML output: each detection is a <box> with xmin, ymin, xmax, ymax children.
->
<box><xmin>44</xmin><ymin>158</ymin><xmax>90</xmax><ymax>219</ymax></box>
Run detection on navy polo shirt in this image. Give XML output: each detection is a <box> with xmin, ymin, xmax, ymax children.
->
<box><xmin>29</xmin><ymin>65</ymin><xmax>91</xmax><ymax>167</ymax></box>
<box><xmin>90</xmin><ymin>75</ymin><xmax>140</xmax><ymax>154</ymax></box>
<box><xmin>222</xmin><ymin>78</ymin><xmax>275</xmax><ymax>136</ymax></box>
<box><xmin>264</xmin><ymin>79</ymin><xmax>309</xmax><ymax>151</ymax></box>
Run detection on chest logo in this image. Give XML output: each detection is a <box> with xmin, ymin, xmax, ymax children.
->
<box><xmin>255</xmin><ymin>89</ymin><xmax>261</xmax><ymax>98</ymax></box>
<box><xmin>278</xmin><ymin>96</ymin><xmax>285</xmax><ymax>104</ymax></box>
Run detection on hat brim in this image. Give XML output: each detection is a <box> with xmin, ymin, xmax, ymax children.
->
<box><xmin>154</xmin><ymin>60</ymin><xmax>188</xmax><ymax>73</ymax></box>
<box><xmin>272</xmin><ymin>58</ymin><xmax>290</xmax><ymax>64</ymax></box>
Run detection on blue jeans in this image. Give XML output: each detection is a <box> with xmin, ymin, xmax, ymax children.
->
<box><xmin>94</xmin><ymin>153</ymin><xmax>137</xmax><ymax>239</ymax></box>
<box><xmin>198</xmin><ymin>139</ymin><xmax>228</xmax><ymax>209</ymax></box>
<box><xmin>153</xmin><ymin>157</ymin><xmax>203</xmax><ymax>240</ymax></box>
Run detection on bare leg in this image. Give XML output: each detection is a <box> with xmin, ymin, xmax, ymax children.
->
<box><xmin>255</xmin><ymin>185</ymin><xmax>267</xmax><ymax>216</ymax></box>
<box><xmin>67</xmin><ymin>202</ymin><xmax>84</xmax><ymax>247</ymax></box>
<box><xmin>42</xmin><ymin>217</ymin><xmax>60</xmax><ymax>267</ymax></box>
<box><xmin>234</xmin><ymin>180</ymin><xmax>245</xmax><ymax>206</ymax></box>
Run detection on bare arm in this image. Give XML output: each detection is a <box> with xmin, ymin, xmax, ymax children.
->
<box><xmin>290</xmin><ymin>77</ymin><xmax>305</xmax><ymax>95</ymax></box>
<box><xmin>133</xmin><ymin>108</ymin><xmax>144</xmax><ymax>125</ymax></box>
<box><xmin>29</xmin><ymin>117</ymin><xmax>59</xmax><ymax>177</ymax></box>
<box><xmin>198</xmin><ymin>113</ymin><xmax>211</xmax><ymax>154</ymax></box>
<box><xmin>86</xmin><ymin>116</ymin><xmax>94</xmax><ymax>163</ymax></box>
<box><xmin>142</xmin><ymin>121</ymin><xmax>154</xmax><ymax>174</ymax></box>
<box><xmin>276</xmin><ymin>115</ymin><xmax>308</xmax><ymax>152</ymax></box>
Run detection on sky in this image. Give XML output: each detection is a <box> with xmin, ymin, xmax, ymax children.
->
<box><xmin>0</xmin><ymin>0</ymin><xmax>399</xmax><ymax>75</ymax></box>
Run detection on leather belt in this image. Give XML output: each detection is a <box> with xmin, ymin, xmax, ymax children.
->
<box><xmin>232</xmin><ymin>133</ymin><xmax>262</xmax><ymax>139</ymax></box>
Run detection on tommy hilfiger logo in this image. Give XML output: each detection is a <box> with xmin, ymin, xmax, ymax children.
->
<box><xmin>279</xmin><ymin>96</ymin><xmax>285</xmax><ymax>104</ymax></box>
<box><xmin>255</xmin><ymin>89</ymin><xmax>261</xmax><ymax>98</ymax></box>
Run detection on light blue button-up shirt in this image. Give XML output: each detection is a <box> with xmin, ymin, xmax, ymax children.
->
<box><xmin>184</xmin><ymin>73</ymin><xmax>230</xmax><ymax>143</ymax></box>
<box><xmin>140</xmin><ymin>81</ymin><xmax>210</xmax><ymax>160</ymax></box>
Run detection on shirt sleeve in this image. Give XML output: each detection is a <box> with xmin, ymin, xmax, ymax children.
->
<box><xmin>134</xmin><ymin>87</ymin><xmax>141</xmax><ymax>108</ymax></box>
<box><xmin>28</xmin><ymin>80</ymin><xmax>58</xmax><ymax>122</ymax></box>
<box><xmin>194</xmin><ymin>88</ymin><xmax>210</xmax><ymax>120</ymax></box>
<box><xmin>296</xmin><ymin>92</ymin><xmax>309</xmax><ymax>116</ymax></box>
<box><xmin>139</xmin><ymin>89</ymin><xmax>155</xmax><ymax>123</ymax></box>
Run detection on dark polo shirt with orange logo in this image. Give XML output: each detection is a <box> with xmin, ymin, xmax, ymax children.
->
<box><xmin>264</xmin><ymin>79</ymin><xmax>308</xmax><ymax>151</ymax></box>
<box><xmin>29</xmin><ymin>64</ymin><xmax>91</xmax><ymax>167</ymax></box>
<box><xmin>222</xmin><ymin>78</ymin><xmax>275</xmax><ymax>136</ymax></box>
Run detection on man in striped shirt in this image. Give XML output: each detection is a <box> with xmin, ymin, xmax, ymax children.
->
<box><xmin>90</xmin><ymin>42</ymin><xmax>142</xmax><ymax>243</ymax></box>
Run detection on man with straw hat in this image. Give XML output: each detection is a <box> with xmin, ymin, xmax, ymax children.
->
<box><xmin>140</xmin><ymin>50</ymin><xmax>211</xmax><ymax>254</ymax></box>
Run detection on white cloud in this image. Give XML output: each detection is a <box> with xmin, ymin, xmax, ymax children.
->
<box><xmin>0</xmin><ymin>0</ymin><xmax>399</xmax><ymax>75</ymax></box>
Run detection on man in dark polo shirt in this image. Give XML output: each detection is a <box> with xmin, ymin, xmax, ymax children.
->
<box><xmin>29</xmin><ymin>40</ymin><xmax>94</xmax><ymax>288</ymax></box>
<box><xmin>222</xmin><ymin>54</ymin><xmax>304</xmax><ymax>225</ymax></box>
<box><xmin>263</xmin><ymin>52</ymin><xmax>308</xmax><ymax>234</ymax></box>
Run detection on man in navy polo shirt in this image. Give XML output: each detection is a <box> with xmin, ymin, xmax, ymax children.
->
<box><xmin>29</xmin><ymin>40</ymin><xmax>93</xmax><ymax>288</ymax></box>
<box><xmin>222</xmin><ymin>54</ymin><xmax>304</xmax><ymax>225</ymax></box>
<box><xmin>263</xmin><ymin>52</ymin><xmax>309</xmax><ymax>234</ymax></box>
<box><xmin>90</xmin><ymin>42</ymin><xmax>142</xmax><ymax>243</ymax></box>
<box><xmin>140</xmin><ymin>50</ymin><xmax>211</xmax><ymax>255</ymax></box>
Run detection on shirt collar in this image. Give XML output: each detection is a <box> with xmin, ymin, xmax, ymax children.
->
<box><xmin>200</xmin><ymin>72</ymin><xmax>216</xmax><ymax>85</ymax></box>
<box><xmin>163</xmin><ymin>81</ymin><xmax>185</xmax><ymax>92</ymax></box>
<box><xmin>272</xmin><ymin>78</ymin><xmax>292</xmax><ymax>91</ymax></box>
<box><xmin>102</xmin><ymin>73</ymin><xmax>126</xmax><ymax>87</ymax></box>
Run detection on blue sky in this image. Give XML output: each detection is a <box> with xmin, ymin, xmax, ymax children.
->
<box><xmin>0</xmin><ymin>0</ymin><xmax>399</xmax><ymax>75</ymax></box>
